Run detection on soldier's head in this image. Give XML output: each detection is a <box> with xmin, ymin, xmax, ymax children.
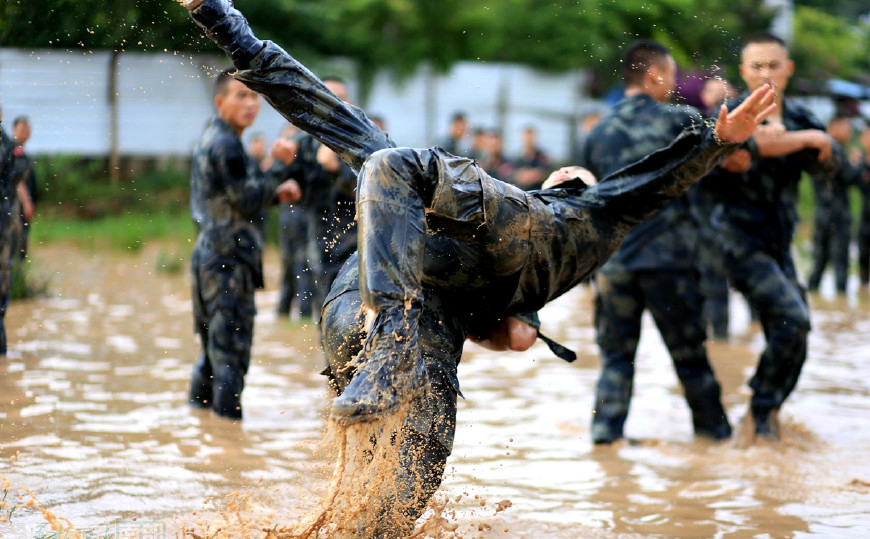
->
<box><xmin>739</xmin><ymin>33</ymin><xmax>793</xmax><ymax>98</ymax></box>
<box><xmin>214</xmin><ymin>68</ymin><xmax>261</xmax><ymax>135</ymax></box>
<box><xmin>622</xmin><ymin>40</ymin><xmax>676</xmax><ymax>103</ymax></box>
<box><xmin>12</xmin><ymin>116</ymin><xmax>31</xmax><ymax>146</ymax></box>
<box><xmin>827</xmin><ymin>116</ymin><xmax>853</xmax><ymax>145</ymax></box>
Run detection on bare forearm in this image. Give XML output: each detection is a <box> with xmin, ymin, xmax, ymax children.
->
<box><xmin>756</xmin><ymin>129</ymin><xmax>825</xmax><ymax>158</ymax></box>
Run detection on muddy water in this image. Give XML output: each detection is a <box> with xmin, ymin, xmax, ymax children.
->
<box><xmin>1</xmin><ymin>244</ymin><xmax>869</xmax><ymax>538</ymax></box>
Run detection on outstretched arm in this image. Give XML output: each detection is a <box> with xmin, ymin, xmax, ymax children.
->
<box><xmin>712</xmin><ymin>84</ymin><xmax>776</xmax><ymax>144</ymax></box>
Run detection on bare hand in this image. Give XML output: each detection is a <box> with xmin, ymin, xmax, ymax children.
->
<box><xmin>719</xmin><ymin>148</ymin><xmax>752</xmax><ymax>173</ymax></box>
<box><xmin>804</xmin><ymin>130</ymin><xmax>833</xmax><ymax>162</ymax></box>
<box><xmin>178</xmin><ymin>0</ymin><xmax>206</xmax><ymax>10</ymax></box>
<box><xmin>467</xmin><ymin>316</ymin><xmax>538</xmax><ymax>352</ymax></box>
<box><xmin>276</xmin><ymin>179</ymin><xmax>302</xmax><ymax>203</ymax></box>
<box><xmin>713</xmin><ymin>84</ymin><xmax>776</xmax><ymax>144</ymax></box>
<box><xmin>271</xmin><ymin>138</ymin><xmax>298</xmax><ymax>165</ymax></box>
<box><xmin>542</xmin><ymin>166</ymin><xmax>597</xmax><ymax>189</ymax></box>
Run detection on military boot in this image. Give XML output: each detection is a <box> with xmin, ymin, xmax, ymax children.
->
<box><xmin>331</xmin><ymin>304</ymin><xmax>428</xmax><ymax>422</ymax></box>
<box><xmin>684</xmin><ymin>375</ymin><xmax>732</xmax><ymax>440</ymax></box>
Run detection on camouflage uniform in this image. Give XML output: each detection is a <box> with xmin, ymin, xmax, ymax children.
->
<box><xmin>188</xmin><ymin>115</ymin><xmax>280</xmax><ymax>419</ymax></box>
<box><xmin>0</xmin><ymin>127</ymin><xmax>25</xmax><ymax>356</ymax></box>
<box><xmin>705</xmin><ymin>95</ymin><xmax>837</xmax><ymax>434</ymax></box>
<box><xmin>858</xmin><ymin>158</ymin><xmax>870</xmax><ymax>284</ymax></box>
<box><xmin>807</xmin><ymin>145</ymin><xmax>857</xmax><ymax>293</ymax></box>
<box><xmin>582</xmin><ymin>94</ymin><xmax>731</xmax><ymax>444</ymax></box>
<box><xmin>187</xmin><ymin>0</ymin><xmax>744</xmax><ymax>533</ymax></box>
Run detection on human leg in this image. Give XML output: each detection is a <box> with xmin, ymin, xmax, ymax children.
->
<box><xmin>806</xmin><ymin>218</ymin><xmax>830</xmax><ymax>291</ymax></box>
<box><xmin>192</xmin><ymin>247</ymin><xmax>257</xmax><ymax>420</ymax></box>
<box><xmin>831</xmin><ymin>219</ymin><xmax>850</xmax><ymax>294</ymax></box>
<box><xmin>642</xmin><ymin>270</ymin><xmax>731</xmax><ymax>440</ymax></box>
<box><xmin>859</xmin><ymin>223</ymin><xmax>870</xmax><ymax>285</ymax></box>
<box><xmin>0</xmin><ymin>228</ymin><xmax>11</xmax><ymax>356</ymax></box>
<box><xmin>726</xmin><ymin>250</ymin><xmax>810</xmax><ymax>439</ymax></box>
<box><xmin>321</xmin><ymin>269</ymin><xmax>461</xmax><ymax>535</ymax></box>
<box><xmin>591</xmin><ymin>270</ymin><xmax>644</xmax><ymax>444</ymax></box>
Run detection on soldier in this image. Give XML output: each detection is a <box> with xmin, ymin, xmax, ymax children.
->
<box><xmin>187</xmin><ymin>68</ymin><xmax>301</xmax><ymax>419</ymax></box>
<box><xmin>180</xmin><ymin>0</ymin><xmax>773</xmax><ymax>534</ymax></box>
<box><xmin>582</xmin><ymin>40</ymin><xmax>731</xmax><ymax>445</ymax></box>
<box><xmin>704</xmin><ymin>33</ymin><xmax>838</xmax><ymax>440</ymax></box>
<box><xmin>0</xmin><ymin>107</ymin><xmax>28</xmax><ymax>356</ymax></box>
<box><xmin>857</xmin><ymin>125</ymin><xmax>870</xmax><ymax>286</ymax></box>
<box><xmin>11</xmin><ymin>116</ymin><xmax>36</xmax><ymax>264</ymax></box>
<box><xmin>807</xmin><ymin>116</ymin><xmax>858</xmax><ymax>294</ymax></box>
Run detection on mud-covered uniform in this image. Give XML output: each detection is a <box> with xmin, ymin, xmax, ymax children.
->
<box><xmin>188</xmin><ymin>115</ymin><xmax>280</xmax><ymax>419</ymax></box>
<box><xmin>858</xmin><ymin>157</ymin><xmax>870</xmax><ymax>284</ymax></box>
<box><xmin>807</xmin><ymin>145</ymin><xmax>857</xmax><ymax>293</ymax></box>
<box><xmin>187</xmin><ymin>0</ymin><xmax>744</xmax><ymax>533</ymax></box>
<box><xmin>704</xmin><ymin>95</ymin><xmax>837</xmax><ymax>433</ymax></box>
<box><xmin>582</xmin><ymin>94</ymin><xmax>731</xmax><ymax>444</ymax></box>
<box><xmin>0</xmin><ymin>128</ymin><xmax>25</xmax><ymax>356</ymax></box>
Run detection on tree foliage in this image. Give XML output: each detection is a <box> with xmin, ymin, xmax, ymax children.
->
<box><xmin>1</xmin><ymin>0</ymin><xmax>866</xmax><ymax>96</ymax></box>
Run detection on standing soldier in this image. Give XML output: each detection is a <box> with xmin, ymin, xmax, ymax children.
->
<box><xmin>583</xmin><ymin>40</ymin><xmax>731</xmax><ymax>445</ymax></box>
<box><xmin>0</xmin><ymin>108</ymin><xmax>28</xmax><ymax>356</ymax></box>
<box><xmin>857</xmin><ymin>125</ymin><xmax>870</xmax><ymax>286</ymax></box>
<box><xmin>187</xmin><ymin>69</ymin><xmax>301</xmax><ymax>419</ymax></box>
<box><xmin>706</xmin><ymin>33</ymin><xmax>838</xmax><ymax>440</ymax></box>
<box><xmin>11</xmin><ymin>116</ymin><xmax>36</xmax><ymax>265</ymax></box>
<box><xmin>807</xmin><ymin>116</ymin><xmax>858</xmax><ymax>294</ymax></box>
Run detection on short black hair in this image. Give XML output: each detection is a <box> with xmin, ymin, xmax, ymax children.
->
<box><xmin>622</xmin><ymin>40</ymin><xmax>670</xmax><ymax>86</ymax></box>
<box><xmin>742</xmin><ymin>32</ymin><xmax>787</xmax><ymax>53</ymax></box>
<box><xmin>214</xmin><ymin>68</ymin><xmax>236</xmax><ymax>98</ymax></box>
<box><xmin>12</xmin><ymin>115</ymin><xmax>30</xmax><ymax>128</ymax></box>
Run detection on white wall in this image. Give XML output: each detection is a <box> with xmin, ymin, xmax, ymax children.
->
<box><xmin>1</xmin><ymin>47</ymin><xmax>596</xmax><ymax>162</ymax></box>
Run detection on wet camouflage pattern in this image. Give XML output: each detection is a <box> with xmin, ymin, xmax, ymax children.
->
<box><xmin>704</xmin><ymin>95</ymin><xmax>836</xmax><ymax>417</ymax></box>
<box><xmin>276</xmin><ymin>202</ymin><xmax>313</xmax><ymax>317</ymax></box>
<box><xmin>188</xmin><ymin>115</ymin><xmax>279</xmax><ymax>418</ymax></box>
<box><xmin>582</xmin><ymin>94</ymin><xmax>704</xmax><ymax>273</ymax></box>
<box><xmin>189</xmin><ymin>0</ymin><xmax>743</xmax><ymax>516</ymax></box>
<box><xmin>858</xmin><ymin>159</ymin><xmax>870</xmax><ymax>284</ymax></box>
<box><xmin>807</xmin><ymin>145</ymin><xmax>858</xmax><ymax>292</ymax></box>
<box><xmin>691</xmin><ymin>172</ymin><xmax>731</xmax><ymax>338</ymax></box>
<box><xmin>592</xmin><ymin>270</ymin><xmax>729</xmax><ymax>442</ymax></box>
<box><xmin>0</xmin><ymin>128</ymin><xmax>25</xmax><ymax>355</ymax></box>
<box><xmin>582</xmin><ymin>94</ymin><xmax>728</xmax><ymax>442</ymax></box>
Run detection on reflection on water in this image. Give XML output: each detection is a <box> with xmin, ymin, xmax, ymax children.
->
<box><xmin>1</xmin><ymin>245</ymin><xmax>870</xmax><ymax>538</ymax></box>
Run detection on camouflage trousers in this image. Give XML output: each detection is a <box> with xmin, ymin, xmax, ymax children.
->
<box><xmin>724</xmin><ymin>247</ymin><xmax>810</xmax><ymax>416</ymax></box>
<box><xmin>188</xmin><ymin>236</ymin><xmax>258</xmax><ymax>419</ymax></box>
<box><xmin>807</xmin><ymin>213</ymin><xmax>850</xmax><ymax>293</ymax></box>
<box><xmin>277</xmin><ymin>204</ymin><xmax>313</xmax><ymax>318</ymax></box>
<box><xmin>321</xmin><ymin>255</ymin><xmax>461</xmax><ymax>537</ymax></box>
<box><xmin>592</xmin><ymin>269</ymin><xmax>730</xmax><ymax>443</ymax></box>
<box><xmin>859</xmin><ymin>222</ymin><xmax>870</xmax><ymax>285</ymax></box>
<box><xmin>697</xmin><ymin>224</ymin><xmax>730</xmax><ymax>339</ymax></box>
<box><xmin>0</xmin><ymin>213</ymin><xmax>16</xmax><ymax>355</ymax></box>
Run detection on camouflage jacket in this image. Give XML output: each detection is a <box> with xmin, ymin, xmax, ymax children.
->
<box><xmin>190</xmin><ymin>116</ymin><xmax>279</xmax><ymax>287</ymax></box>
<box><xmin>583</xmin><ymin>94</ymin><xmax>706</xmax><ymax>272</ymax></box>
<box><xmin>705</xmin><ymin>95</ymin><xmax>838</xmax><ymax>259</ymax></box>
<box><xmin>0</xmin><ymin>129</ymin><xmax>26</xmax><ymax>226</ymax></box>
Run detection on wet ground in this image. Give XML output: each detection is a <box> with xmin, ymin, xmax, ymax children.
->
<box><xmin>1</xmin><ymin>243</ymin><xmax>870</xmax><ymax>538</ymax></box>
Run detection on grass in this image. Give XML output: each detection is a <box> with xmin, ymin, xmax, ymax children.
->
<box><xmin>31</xmin><ymin>209</ymin><xmax>195</xmax><ymax>253</ymax></box>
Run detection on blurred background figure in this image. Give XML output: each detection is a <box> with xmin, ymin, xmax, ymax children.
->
<box><xmin>511</xmin><ymin>125</ymin><xmax>553</xmax><ymax>190</ymax></box>
<box><xmin>807</xmin><ymin>115</ymin><xmax>859</xmax><ymax>294</ymax></box>
<box><xmin>439</xmin><ymin>111</ymin><xmax>470</xmax><ymax>156</ymax></box>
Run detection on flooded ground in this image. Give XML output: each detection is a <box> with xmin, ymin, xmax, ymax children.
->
<box><xmin>1</xmin><ymin>243</ymin><xmax>869</xmax><ymax>538</ymax></box>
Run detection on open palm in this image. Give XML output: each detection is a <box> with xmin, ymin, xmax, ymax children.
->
<box><xmin>714</xmin><ymin>84</ymin><xmax>776</xmax><ymax>144</ymax></box>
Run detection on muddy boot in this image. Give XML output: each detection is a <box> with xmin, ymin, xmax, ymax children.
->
<box><xmin>751</xmin><ymin>406</ymin><xmax>780</xmax><ymax>441</ymax></box>
<box><xmin>331</xmin><ymin>304</ymin><xmax>427</xmax><ymax>423</ymax></box>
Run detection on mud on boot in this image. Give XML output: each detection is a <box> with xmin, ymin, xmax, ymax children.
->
<box><xmin>331</xmin><ymin>304</ymin><xmax>428</xmax><ymax>423</ymax></box>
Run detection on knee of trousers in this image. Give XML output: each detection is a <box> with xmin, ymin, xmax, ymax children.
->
<box><xmin>358</xmin><ymin>147</ymin><xmax>436</xmax><ymax>205</ymax></box>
